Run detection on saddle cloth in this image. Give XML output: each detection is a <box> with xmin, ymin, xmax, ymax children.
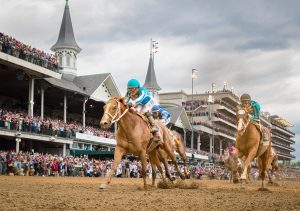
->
<box><xmin>252</xmin><ymin>121</ymin><xmax>271</xmax><ymax>157</ymax></box>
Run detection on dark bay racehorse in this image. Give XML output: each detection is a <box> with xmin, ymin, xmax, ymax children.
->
<box><xmin>100</xmin><ymin>96</ymin><xmax>185</xmax><ymax>189</ymax></box>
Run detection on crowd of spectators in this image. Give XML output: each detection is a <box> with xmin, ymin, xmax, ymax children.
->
<box><xmin>0</xmin><ymin>150</ymin><xmax>299</xmax><ymax>181</ymax></box>
<box><xmin>192</xmin><ymin>111</ymin><xmax>236</xmax><ymax>125</ymax></box>
<box><xmin>0</xmin><ymin>32</ymin><xmax>59</xmax><ymax>72</ymax></box>
<box><xmin>0</xmin><ymin>107</ymin><xmax>114</xmax><ymax>140</ymax></box>
<box><xmin>183</xmin><ymin>99</ymin><xmax>237</xmax><ymax>113</ymax></box>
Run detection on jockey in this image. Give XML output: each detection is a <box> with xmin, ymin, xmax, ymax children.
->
<box><xmin>151</xmin><ymin>105</ymin><xmax>171</xmax><ymax>126</ymax></box>
<box><xmin>125</xmin><ymin>79</ymin><xmax>161</xmax><ymax>142</ymax></box>
<box><xmin>240</xmin><ymin>93</ymin><xmax>268</xmax><ymax>141</ymax></box>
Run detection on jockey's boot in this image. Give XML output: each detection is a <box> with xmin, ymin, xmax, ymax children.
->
<box><xmin>145</xmin><ymin>112</ymin><xmax>163</xmax><ymax>147</ymax></box>
<box><xmin>145</xmin><ymin>112</ymin><xmax>159</xmax><ymax>133</ymax></box>
<box><xmin>259</xmin><ymin>125</ymin><xmax>269</xmax><ymax>142</ymax></box>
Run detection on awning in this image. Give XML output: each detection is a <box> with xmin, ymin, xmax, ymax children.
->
<box><xmin>271</xmin><ymin>115</ymin><xmax>294</xmax><ymax>127</ymax></box>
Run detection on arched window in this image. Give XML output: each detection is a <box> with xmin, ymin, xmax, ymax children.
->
<box><xmin>59</xmin><ymin>55</ymin><xmax>63</xmax><ymax>66</ymax></box>
<box><xmin>73</xmin><ymin>57</ymin><xmax>76</xmax><ymax>68</ymax></box>
<box><xmin>66</xmin><ymin>55</ymin><xmax>71</xmax><ymax>67</ymax></box>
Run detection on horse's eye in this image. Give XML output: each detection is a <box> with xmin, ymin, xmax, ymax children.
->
<box><xmin>113</xmin><ymin>106</ymin><xmax>117</xmax><ymax>110</ymax></box>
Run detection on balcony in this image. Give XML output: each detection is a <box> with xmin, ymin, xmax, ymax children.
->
<box><xmin>277</xmin><ymin>151</ymin><xmax>296</xmax><ymax>160</ymax></box>
<box><xmin>193</xmin><ymin>121</ymin><xmax>236</xmax><ymax>141</ymax></box>
<box><xmin>272</xmin><ymin>134</ymin><xmax>295</xmax><ymax>144</ymax></box>
<box><xmin>272</xmin><ymin>125</ymin><xmax>295</xmax><ymax>137</ymax></box>
<box><xmin>272</xmin><ymin>142</ymin><xmax>295</xmax><ymax>152</ymax></box>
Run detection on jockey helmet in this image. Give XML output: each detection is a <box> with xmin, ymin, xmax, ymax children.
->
<box><xmin>127</xmin><ymin>79</ymin><xmax>140</xmax><ymax>88</ymax></box>
<box><xmin>151</xmin><ymin>105</ymin><xmax>160</xmax><ymax>112</ymax></box>
<box><xmin>240</xmin><ymin>93</ymin><xmax>251</xmax><ymax>101</ymax></box>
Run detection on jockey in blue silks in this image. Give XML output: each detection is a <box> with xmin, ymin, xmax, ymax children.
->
<box><xmin>125</xmin><ymin>79</ymin><xmax>161</xmax><ymax>142</ymax></box>
<box><xmin>240</xmin><ymin>93</ymin><xmax>268</xmax><ymax>141</ymax></box>
<box><xmin>151</xmin><ymin>105</ymin><xmax>171</xmax><ymax>126</ymax></box>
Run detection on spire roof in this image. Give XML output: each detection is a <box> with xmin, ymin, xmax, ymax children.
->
<box><xmin>143</xmin><ymin>54</ymin><xmax>161</xmax><ymax>91</ymax></box>
<box><xmin>51</xmin><ymin>0</ymin><xmax>81</xmax><ymax>52</ymax></box>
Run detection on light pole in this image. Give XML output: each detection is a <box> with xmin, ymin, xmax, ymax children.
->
<box><xmin>191</xmin><ymin>69</ymin><xmax>197</xmax><ymax>150</ymax></box>
<box><xmin>208</xmin><ymin>94</ymin><xmax>214</xmax><ymax>161</ymax></box>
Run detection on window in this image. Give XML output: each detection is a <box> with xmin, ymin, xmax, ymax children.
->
<box><xmin>66</xmin><ymin>55</ymin><xmax>70</xmax><ymax>67</ymax></box>
<box><xmin>59</xmin><ymin>55</ymin><xmax>63</xmax><ymax>66</ymax></box>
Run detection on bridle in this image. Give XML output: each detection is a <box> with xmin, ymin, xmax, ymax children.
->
<box><xmin>103</xmin><ymin>99</ymin><xmax>129</xmax><ymax>124</ymax></box>
<box><xmin>237</xmin><ymin>110</ymin><xmax>251</xmax><ymax>136</ymax></box>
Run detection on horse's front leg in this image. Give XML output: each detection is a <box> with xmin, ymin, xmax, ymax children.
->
<box><xmin>240</xmin><ymin>148</ymin><xmax>256</xmax><ymax>181</ymax></box>
<box><xmin>178</xmin><ymin>150</ymin><xmax>189</xmax><ymax>178</ymax></box>
<box><xmin>140</xmin><ymin>150</ymin><xmax>148</xmax><ymax>190</ymax></box>
<box><xmin>106</xmin><ymin>146</ymin><xmax>125</xmax><ymax>185</ymax></box>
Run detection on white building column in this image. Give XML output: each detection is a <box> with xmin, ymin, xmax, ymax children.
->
<box><xmin>63</xmin><ymin>143</ymin><xmax>66</xmax><ymax>157</ymax></box>
<box><xmin>183</xmin><ymin>129</ymin><xmax>186</xmax><ymax>146</ymax></box>
<box><xmin>41</xmin><ymin>87</ymin><xmax>44</xmax><ymax>120</ymax></box>
<box><xmin>28</xmin><ymin>78</ymin><xmax>35</xmax><ymax>117</ymax></box>
<box><xmin>16</xmin><ymin>138</ymin><xmax>21</xmax><ymax>153</ymax></box>
<box><xmin>219</xmin><ymin>140</ymin><xmax>223</xmax><ymax>158</ymax></box>
<box><xmin>210</xmin><ymin>136</ymin><xmax>213</xmax><ymax>160</ymax></box>
<box><xmin>82</xmin><ymin>98</ymin><xmax>88</xmax><ymax>128</ymax></box>
<box><xmin>63</xmin><ymin>95</ymin><xmax>67</xmax><ymax>123</ymax></box>
<box><xmin>89</xmin><ymin>144</ymin><xmax>93</xmax><ymax>151</ymax></box>
<box><xmin>197</xmin><ymin>133</ymin><xmax>201</xmax><ymax>152</ymax></box>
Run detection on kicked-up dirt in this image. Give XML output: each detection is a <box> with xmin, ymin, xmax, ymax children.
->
<box><xmin>0</xmin><ymin>176</ymin><xmax>299</xmax><ymax>211</ymax></box>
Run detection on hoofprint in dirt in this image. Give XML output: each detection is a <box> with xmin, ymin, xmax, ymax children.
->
<box><xmin>0</xmin><ymin>177</ymin><xmax>299</xmax><ymax>211</ymax></box>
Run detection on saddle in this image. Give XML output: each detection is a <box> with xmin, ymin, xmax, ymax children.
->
<box><xmin>136</xmin><ymin>112</ymin><xmax>152</xmax><ymax>130</ymax></box>
<box><xmin>135</xmin><ymin>112</ymin><xmax>161</xmax><ymax>153</ymax></box>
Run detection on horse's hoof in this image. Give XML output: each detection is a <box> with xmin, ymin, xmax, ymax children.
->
<box><xmin>233</xmin><ymin>178</ymin><xmax>239</xmax><ymax>184</ymax></box>
<box><xmin>100</xmin><ymin>184</ymin><xmax>108</xmax><ymax>189</ymax></box>
<box><xmin>258</xmin><ymin>187</ymin><xmax>270</xmax><ymax>192</ymax></box>
<box><xmin>180</xmin><ymin>175</ymin><xmax>186</xmax><ymax>180</ymax></box>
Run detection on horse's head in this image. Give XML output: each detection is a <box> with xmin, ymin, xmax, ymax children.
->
<box><xmin>236</xmin><ymin>106</ymin><xmax>251</xmax><ymax>135</ymax></box>
<box><xmin>100</xmin><ymin>96</ymin><xmax>128</xmax><ymax>130</ymax></box>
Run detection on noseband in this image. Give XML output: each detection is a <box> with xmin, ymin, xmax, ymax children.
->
<box><xmin>104</xmin><ymin>99</ymin><xmax>129</xmax><ymax>124</ymax></box>
<box><xmin>238</xmin><ymin>114</ymin><xmax>251</xmax><ymax>136</ymax></box>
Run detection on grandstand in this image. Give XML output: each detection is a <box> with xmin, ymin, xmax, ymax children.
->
<box><xmin>0</xmin><ymin>1</ymin><xmax>120</xmax><ymax>157</ymax></box>
<box><xmin>159</xmin><ymin>83</ymin><xmax>296</xmax><ymax>162</ymax></box>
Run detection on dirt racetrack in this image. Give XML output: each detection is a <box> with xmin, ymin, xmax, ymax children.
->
<box><xmin>0</xmin><ymin>177</ymin><xmax>299</xmax><ymax>211</ymax></box>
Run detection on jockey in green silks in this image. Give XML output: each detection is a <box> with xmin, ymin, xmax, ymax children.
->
<box><xmin>240</xmin><ymin>93</ymin><xmax>268</xmax><ymax>142</ymax></box>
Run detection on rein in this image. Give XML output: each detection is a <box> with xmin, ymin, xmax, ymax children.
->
<box><xmin>104</xmin><ymin>99</ymin><xmax>129</xmax><ymax>124</ymax></box>
<box><xmin>239</xmin><ymin>114</ymin><xmax>251</xmax><ymax>136</ymax></box>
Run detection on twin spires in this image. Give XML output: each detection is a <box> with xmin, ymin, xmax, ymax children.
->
<box><xmin>143</xmin><ymin>39</ymin><xmax>161</xmax><ymax>93</ymax></box>
<box><xmin>51</xmin><ymin>0</ymin><xmax>80</xmax><ymax>81</ymax></box>
<box><xmin>51</xmin><ymin>0</ymin><xmax>81</xmax><ymax>52</ymax></box>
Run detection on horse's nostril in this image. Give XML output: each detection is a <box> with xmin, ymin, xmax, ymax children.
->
<box><xmin>100</xmin><ymin>121</ymin><xmax>109</xmax><ymax>129</ymax></box>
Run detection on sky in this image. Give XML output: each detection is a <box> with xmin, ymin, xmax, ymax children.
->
<box><xmin>0</xmin><ymin>0</ymin><xmax>299</xmax><ymax>160</ymax></box>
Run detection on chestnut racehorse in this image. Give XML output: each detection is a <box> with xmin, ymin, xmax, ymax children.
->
<box><xmin>232</xmin><ymin>106</ymin><xmax>272</xmax><ymax>189</ymax></box>
<box><xmin>100</xmin><ymin>96</ymin><xmax>185</xmax><ymax>189</ymax></box>
<box><xmin>150</xmin><ymin>130</ymin><xmax>190</xmax><ymax>185</ymax></box>
<box><xmin>258</xmin><ymin>147</ymin><xmax>279</xmax><ymax>184</ymax></box>
<box><xmin>169</xmin><ymin>130</ymin><xmax>190</xmax><ymax>178</ymax></box>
